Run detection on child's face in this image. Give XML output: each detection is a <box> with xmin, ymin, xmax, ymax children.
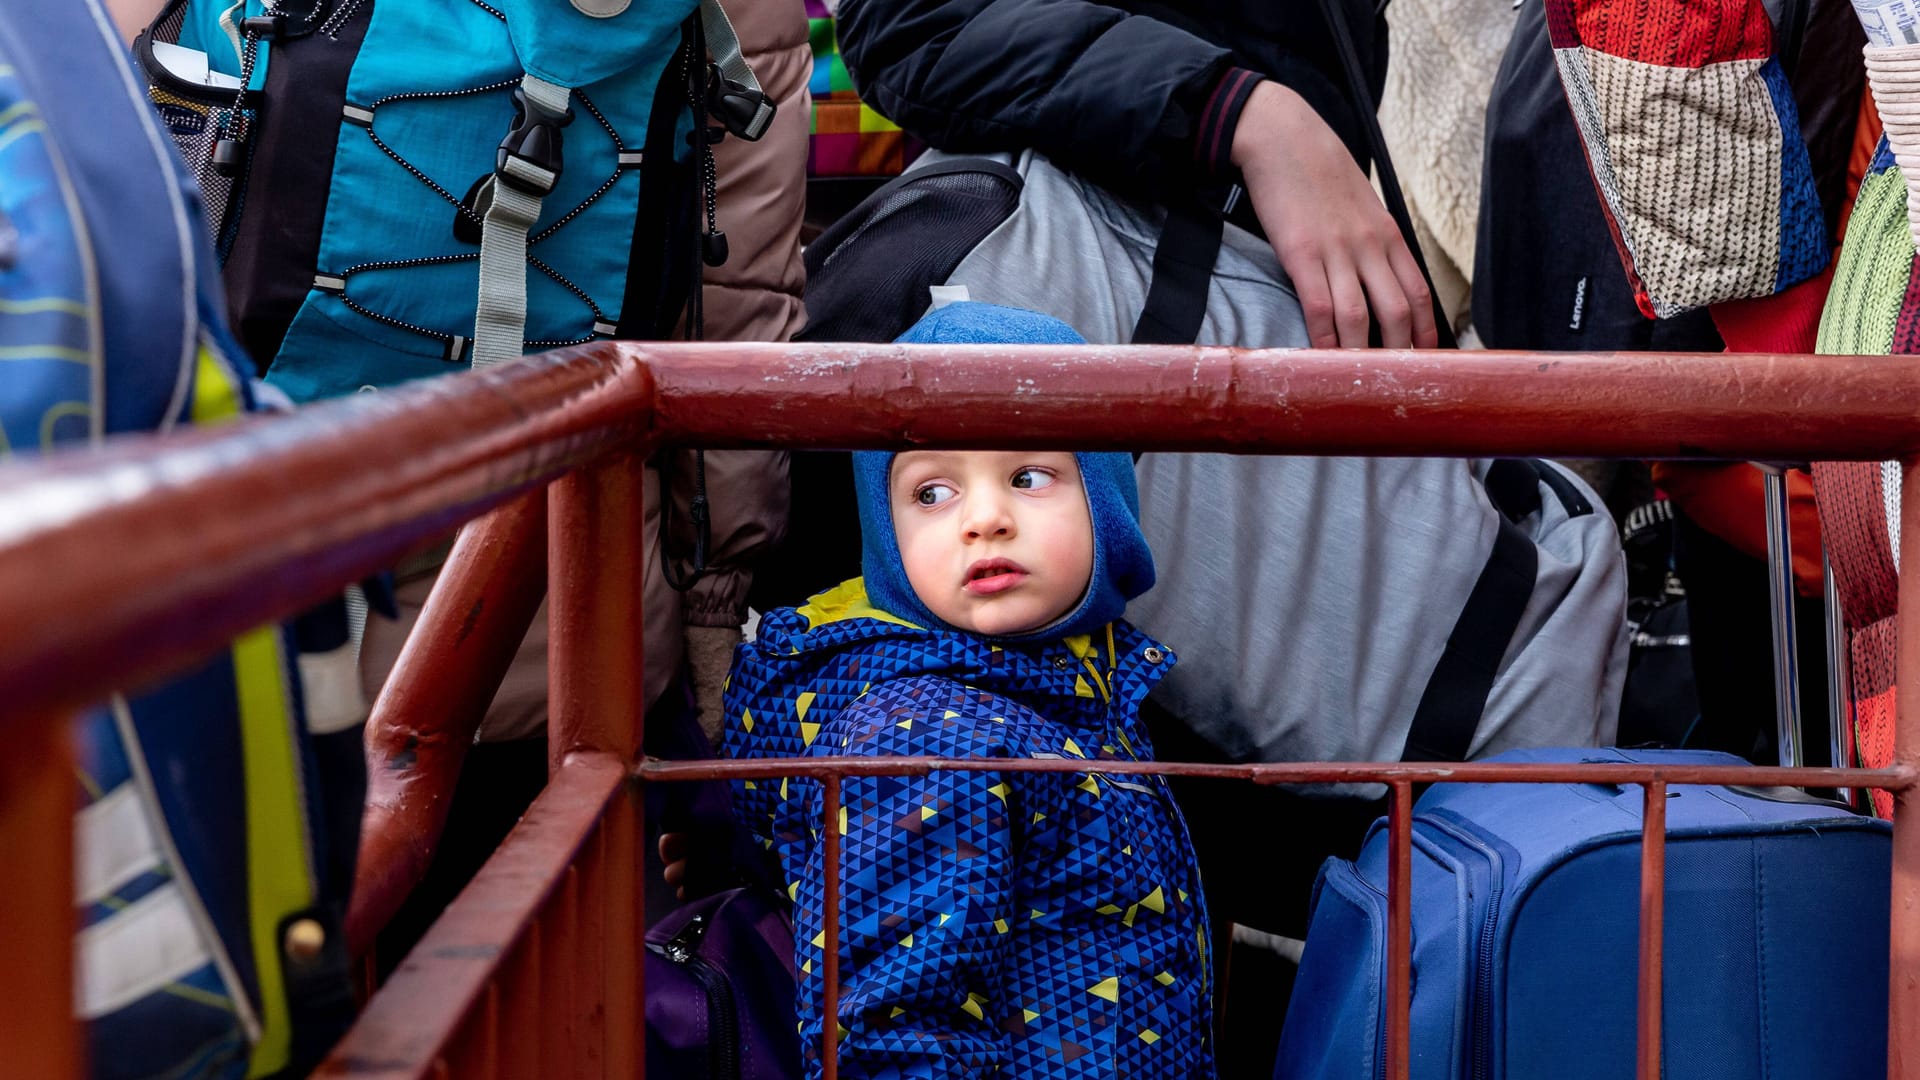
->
<box><xmin>890</xmin><ymin>451</ymin><xmax>1095</xmax><ymax>637</ymax></box>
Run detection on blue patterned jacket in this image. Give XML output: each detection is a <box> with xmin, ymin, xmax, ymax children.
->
<box><xmin>724</xmin><ymin>578</ymin><xmax>1216</xmax><ymax>1079</ymax></box>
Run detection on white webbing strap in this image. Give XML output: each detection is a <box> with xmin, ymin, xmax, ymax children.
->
<box><xmin>699</xmin><ymin>0</ymin><xmax>774</xmax><ymax>139</ymax></box>
<box><xmin>473</xmin><ymin>74</ymin><xmax>570</xmax><ymax>369</ymax></box>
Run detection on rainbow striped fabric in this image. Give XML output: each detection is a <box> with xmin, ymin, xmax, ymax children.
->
<box><xmin>1547</xmin><ymin>0</ymin><xmax>1826</xmax><ymax>317</ymax></box>
<box><xmin>806</xmin><ymin>0</ymin><xmax>923</xmax><ymax>178</ymax></box>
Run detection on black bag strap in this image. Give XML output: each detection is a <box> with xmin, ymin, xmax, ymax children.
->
<box><xmin>1309</xmin><ymin>0</ymin><xmax>1457</xmax><ymax>348</ymax></box>
<box><xmin>1132</xmin><ymin>198</ymin><xmax>1226</xmax><ymax>344</ymax></box>
<box><xmin>1401</xmin><ymin>460</ymin><xmax>1562</xmax><ymax>762</ymax></box>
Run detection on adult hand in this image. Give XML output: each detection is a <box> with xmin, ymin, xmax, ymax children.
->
<box><xmin>1231</xmin><ymin>80</ymin><xmax>1437</xmax><ymax>350</ymax></box>
<box><xmin>660</xmin><ymin>832</ymin><xmax>692</xmax><ymax>901</ymax></box>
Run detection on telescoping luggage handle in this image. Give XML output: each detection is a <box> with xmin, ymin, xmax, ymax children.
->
<box><xmin>1758</xmin><ymin>463</ymin><xmax>1856</xmax><ymax>800</ymax></box>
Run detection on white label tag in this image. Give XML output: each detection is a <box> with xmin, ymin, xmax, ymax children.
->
<box><xmin>151</xmin><ymin>40</ymin><xmax>245</xmax><ymax>91</ymax></box>
<box><xmin>928</xmin><ymin>284</ymin><xmax>972</xmax><ymax>311</ymax></box>
<box><xmin>1854</xmin><ymin>0</ymin><xmax>1920</xmax><ymax>47</ymax></box>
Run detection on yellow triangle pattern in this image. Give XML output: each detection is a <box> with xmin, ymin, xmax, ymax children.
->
<box><xmin>795</xmin><ymin>690</ymin><xmax>816</xmax><ymax>719</ymax></box>
<box><xmin>1095</xmin><ymin>903</ymin><xmax>1123</xmax><ymax>915</ymax></box>
<box><xmin>960</xmin><ymin>994</ymin><xmax>986</xmax><ymax>1020</ymax></box>
<box><xmin>994</xmin><ymin>919</ymin><xmax>1010</xmax><ymax>934</ymax></box>
<box><xmin>1023</xmin><ymin>1009</ymin><xmax>1040</xmax><ymax>1023</ymax></box>
<box><xmin>1073</xmin><ymin>674</ymin><xmax>1096</xmax><ymax>698</ymax></box>
<box><xmin>1089</xmin><ymin>977</ymin><xmax>1119</xmax><ymax>1003</ymax></box>
<box><xmin>987</xmin><ymin>783</ymin><xmax>1009</xmax><ymax>803</ymax></box>
<box><xmin>943</xmin><ymin>709</ymin><xmax>961</xmax><ymax>719</ymax></box>
<box><xmin>1077</xmin><ymin>775</ymin><xmax>1101</xmax><ymax>797</ymax></box>
<box><xmin>800</xmin><ymin>721</ymin><xmax>821</xmax><ymax>746</ymax></box>
<box><xmin>891</xmin><ymin>1006</ymin><xmax>907</xmax><ymax>1019</ymax></box>
<box><xmin>1155</xmin><ymin>972</ymin><xmax>1175</xmax><ymax>986</ymax></box>
<box><xmin>1140</xmin><ymin>1030</ymin><xmax>1160</xmax><ymax>1044</ymax></box>
<box><xmin>1140</xmin><ymin>886</ymin><xmax>1166</xmax><ymax>914</ymax></box>
<box><xmin>839</xmin><ymin>806</ymin><xmax>849</xmax><ymax>835</ymax></box>
<box><xmin>921</xmin><ymin>805</ymin><xmax>938</xmax><ymax>821</ymax></box>
<box><xmin>742</xmin><ymin>708</ymin><xmax>754</xmax><ymax>733</ymax></box>
<box><xmin>898</xmin><ymin>933</ymin><xmax>914</xmax><ymax>948</ymax></box>
<box><xmin>1062</xmin><ymin>737</ymin><xmax>1085</xmax><ymax>758</ymax></box>
<box><xmin>896</xmin><ymin>718</ymin><xmax>913</xmax><ymax>730</ymax></box>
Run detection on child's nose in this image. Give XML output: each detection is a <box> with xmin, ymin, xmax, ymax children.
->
<box><xmin>962</xmin><ymin>497</ymin><xmax>1016</xmax><ymax>540</ymax></box>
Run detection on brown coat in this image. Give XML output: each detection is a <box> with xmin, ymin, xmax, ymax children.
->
<box><xmin>361</xmin><ymin>0</ymin><xmax>810</xmax><ymax>738</ymax></box>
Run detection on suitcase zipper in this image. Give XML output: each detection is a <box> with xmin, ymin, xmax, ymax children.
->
<box><xmin>1421</xmin><ymin>816</ymin><xmax>1505</xmax><ymax>1080</ymax></box>
<box><xmin>647</xmin><ymin>914</ymin><xmax>742</xmax><ymax>1080</ymax></box>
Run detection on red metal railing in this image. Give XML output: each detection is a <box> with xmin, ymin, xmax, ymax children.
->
<box><xmin>0</xmin><ymin>344</ymin><xmax>1915</xmax><ymax>1077</ymax></box>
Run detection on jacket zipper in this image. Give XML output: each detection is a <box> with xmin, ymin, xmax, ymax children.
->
<box><xmin>1422</xmin><ymin>816</ymin><xmax>1505</xmax><ymax>1080</ymax></box>
<box><xmin>646</xmin><ymin>914</ymin><xmax>742</xmax><ymax>1080</ymax></box>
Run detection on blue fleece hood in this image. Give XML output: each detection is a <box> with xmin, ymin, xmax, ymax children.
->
<box><xmin>853</xmin><ymin>303</ymin><xmax>1154</xmax><ymax>642</ymax></box>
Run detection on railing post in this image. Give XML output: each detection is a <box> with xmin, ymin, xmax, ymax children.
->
<box><xmin>1386</xmin><ymin>780</ymin><xmax>1413</xmax><ymax>1080</ymax></box>
<box><xmin>549</xmin><ymin>451</ymin><xmax>649</xmax><ymax>1075</ymax></box>
<box><xmin>1892</xmin><ymin>456</ymin><xmax>1920</xmax><ymax>1080</ymax></box>
<box><xmin>822</xmin><ymin>774</ymin><xmax>844</xmax><ymax>1080</ymax></box>
<box><xmin>349</xmin><ymin>490</ymin><xmax>551</xmax><ymax>957</ymax></box>
<box><xmin>1637</xmin><ymin>781</ymin><xmax>1667</xmax><ymax>1080</ymax></box>
<box><xmin>0</xmin><ymin>713</ymin><xmax>77</xmax><ymax>1078</ymax></box>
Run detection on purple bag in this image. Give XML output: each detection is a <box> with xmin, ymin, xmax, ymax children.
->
<box><xmin>646</xmin><ymin>887</ymin><xmax>800</xmax><ymax>1079</ymax></box>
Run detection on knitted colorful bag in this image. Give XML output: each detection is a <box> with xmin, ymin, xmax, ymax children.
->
<box><xmin>1811</xmin><ymin>137</ymin><xmax>1917</xmax><ymax>820</ymax></box>
<box><xmin>805</xmin><ymin>0</ymin><xmax>922</xmax><ymax>178</ymax></box>
<box><xmin>1547</xmin><ymin>0</ymin><xmax>1827</xmax><ymax>317</ymax></box>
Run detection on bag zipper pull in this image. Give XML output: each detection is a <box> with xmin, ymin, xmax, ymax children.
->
<box><xmin>663</xmin><ymin>913</ymin><xmax>710</xmax><ymax>963</ymax></box>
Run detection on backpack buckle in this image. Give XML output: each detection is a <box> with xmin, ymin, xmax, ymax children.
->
<box><xmin>704</xmin><ymin>64</ymin><xmax>775</xmax><ymax>142</ymax></box>
<box><xmin>495</xmin><ymin>86</ymin><xmax>573</xmax><ymax>196</ymax></box>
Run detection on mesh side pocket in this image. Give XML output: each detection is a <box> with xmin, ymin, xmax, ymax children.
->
<box><xmin>133</xmin><ymin>6</ymin><xmax>256</xmax><ymax>251</ymax></box>
<box><xmin>147</xmin><ymin>87</ymin><xmax>242</xmax><ymax>245</ymax></box>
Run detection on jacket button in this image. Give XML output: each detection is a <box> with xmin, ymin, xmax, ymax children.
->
<box><xmin>1054</xmin><ymin>656</ymin><xmax>1072</xmax><ymax>670</ymax></box>
<box><xmin>1142</xmin><ymin>647</ymin><xmax>1165</xmax><ymax>664</ymax></box>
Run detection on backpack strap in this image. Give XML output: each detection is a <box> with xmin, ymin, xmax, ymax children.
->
<box><xmin>1309</xmin><ymin>0</ymin><xmax>1457</xmax><ymax>348</ymax></box>
<box><xmin>1131</xmin><ymin>198</ymin><xmax>1225</xmax><ymax>344</ymax></box>
<box><xmin>1401</xmin><ymin>459</ymin><xmax>1598</xmax><ymax>762</ymax></box>
<box><xmin>699</xmin><ymin>0</ymin><xmax>774</xmax><ymax>141</ymax></box>
<box><xmin>473</xmin><ymin>74</ymin><xmax>573</xmax><ymax>368</ymax></box>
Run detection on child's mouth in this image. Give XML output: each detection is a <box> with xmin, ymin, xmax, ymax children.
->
<box><xmin>964</xmin><ymin>559</ymin><xmax>1028</xmax><ymax>595</ymax></box>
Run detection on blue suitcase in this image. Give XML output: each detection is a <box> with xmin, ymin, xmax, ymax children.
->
<box><xmin>1276</xmin><ymin>747</ymin><xmax>1891</xmax><ymax>1079</ymax></box>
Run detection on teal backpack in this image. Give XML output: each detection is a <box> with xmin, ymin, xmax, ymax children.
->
<box><xmin>2</xmin><ymin>0</ymin><xmax>362</xmax><ymax>1076</ymax></box>
<box><xmin>134</xmin><ymin>0</ymin><xmax>769</xmax><ymax>404</ymax></box>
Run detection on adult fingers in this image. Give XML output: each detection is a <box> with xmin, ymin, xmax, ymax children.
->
<box><xmin>659</xmin><ymin>832</ymin><xmax>686</xmax><ymax>862</ymax></box>
<box><xmin>1385</xmin><ymin>238</ymin><xmax>1439</xmax><ymax>348</ymax></box>
<box><xmin>1282</xmin><ymin>247</ymin><xmax>1341</xmax><ymax>349</ymax></box>
<box><xmin>1325</xmin><ymin>253</ymin><xmax>1371</xmax><ymax>349</ymax></box>
<box><xmin>1357</xmin><ymin>247</ymin><xmax>1414</xmax><ymax>349</ymax></box>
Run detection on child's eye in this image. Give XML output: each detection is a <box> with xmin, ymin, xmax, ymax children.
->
<box><xmin>1011</xmin><ymin>468</ymin><xmax>1056</xmax><ymax>491</ymax></box>
<box><xmin>916</xmin><ymin>483</ymin><xmax>957</xmax><ymax>506</ymax></box>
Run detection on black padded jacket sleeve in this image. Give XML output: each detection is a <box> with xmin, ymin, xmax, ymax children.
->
<box><xmin>835</xmin><ymin>0</ymin><xmax>1234</xmax><ymax>190</ymax></box>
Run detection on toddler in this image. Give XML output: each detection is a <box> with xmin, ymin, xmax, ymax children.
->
<box><xmin>724</xmin><ymin>303</ymin><xmax>1216</xmax><ymax>1079</ymax></box>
